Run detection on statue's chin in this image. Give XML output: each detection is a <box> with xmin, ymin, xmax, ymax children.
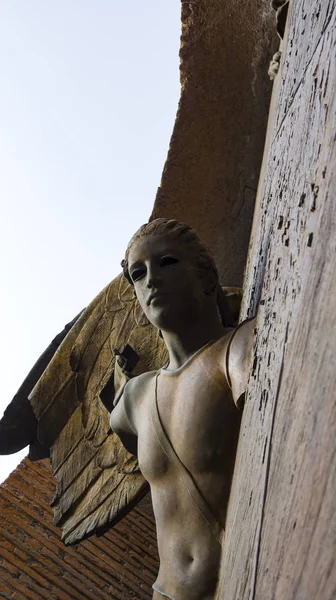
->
<box><xmin>145</xmin><ymin>306</ymin><xmax>176</xmax><ymax>333</ymax></box>
<box><xmin>143</xmin><ymin>291</ymin><xmax>207</xmax><ymax>335</ymax></box>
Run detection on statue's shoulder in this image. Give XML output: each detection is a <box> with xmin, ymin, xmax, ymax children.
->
<box><xmin>117</xmin><ymin>370</ymin><xmax>157</xmax><ymax>434</ymax></box>
<box><xmin>124</xmin><ymin>370</ymin><xmax>157</xmax><ymax>402</ymax></box>
<box><xmin>229</xmin><ymin>318</ymin><xmax>256</xmax><ymax>356</ymax></box>
<box><xmin>206</xmin><ymin>327</ymin><xmax>236</xmax><ymax>363</ymax></box>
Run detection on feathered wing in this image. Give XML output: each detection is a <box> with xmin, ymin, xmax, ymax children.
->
<box><xmin>29</xmin><ymin>274</ymin><xmax>168</xmax><ymax>545</ymax></box>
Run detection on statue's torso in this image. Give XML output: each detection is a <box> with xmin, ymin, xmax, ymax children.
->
<box><xmin>126</xmin><ymin>331</ymin><xmax>242</xmax><ymax>599</ymax></box>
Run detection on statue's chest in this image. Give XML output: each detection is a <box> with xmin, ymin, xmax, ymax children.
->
<box><xmin>137</xmin><ymin>358</ymin><xmax>234</xmax><ymax>482</ymax></box>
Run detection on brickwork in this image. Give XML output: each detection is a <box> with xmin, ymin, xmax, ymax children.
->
<box><xmin>0</xmin><ymin>459</ymin><xmax>159</xmax><ymax>599</ymax></box>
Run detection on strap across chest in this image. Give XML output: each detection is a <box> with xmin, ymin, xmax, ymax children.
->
<box><xmin>150</xmin><ymin>373</ymin><xmax>224</xmax><ymax>544</ymax></box>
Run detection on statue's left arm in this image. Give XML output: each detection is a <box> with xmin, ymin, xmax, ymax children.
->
<box><xmin>226</xmin><ymin>318</ymin><xmax>256</xmax><ymax>408</ymax></box>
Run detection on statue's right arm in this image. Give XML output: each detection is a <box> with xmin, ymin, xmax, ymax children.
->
<box><xmin>110</xmin><ymin>380</ymin><xmax>138</xmax><ymax>456</ymax></box>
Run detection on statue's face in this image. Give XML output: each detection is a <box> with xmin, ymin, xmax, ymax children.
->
<box><xmin>128</xmin><ymin>234</ymin><xmax>209</xmax><ymax>331</ymax></box>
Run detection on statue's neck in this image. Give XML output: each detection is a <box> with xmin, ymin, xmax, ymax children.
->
<box><xmin>162</xmin><ymin>316</ymin><xmax>225</xmax><ymax>371</ymax></box>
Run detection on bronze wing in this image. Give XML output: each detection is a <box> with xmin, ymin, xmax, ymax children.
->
<box><xmin>28</xmin><ymin>273</ymin><xmax>168</xmax><ymax>545</ymax></box>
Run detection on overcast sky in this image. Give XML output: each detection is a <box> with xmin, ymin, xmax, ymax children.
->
<box><xmin>0</xmin><ymin>1</ymin><xmax>180</xmax><ymax>482</ymax></box>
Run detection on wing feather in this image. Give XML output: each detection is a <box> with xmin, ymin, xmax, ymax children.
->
<box><xmin>29</xmin><ymin>274</ymin><xmax>166</xmax><ymax>545</ymax></box>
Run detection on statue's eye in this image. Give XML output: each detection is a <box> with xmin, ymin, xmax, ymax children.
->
<box><xmin>131</xmin><ymin>267</ymin><xmax>145</xmax><ymax>282</ymax></box>
<box><xmin>160</xmin><ymin>256</ymin><xmax>179</xmax><ymax>267</ymax></box>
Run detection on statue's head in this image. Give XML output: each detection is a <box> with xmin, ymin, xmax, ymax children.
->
<box><xmin>122</xmin><ymin>218</ymin><xmax>233</xmax><ymax>331</ymax></box>
<box><xmin>122</xmin><ymin>218</ymin><xmax>218</xmax><ymax>288</ymax></box>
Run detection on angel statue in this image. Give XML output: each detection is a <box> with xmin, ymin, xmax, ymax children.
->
<box><xmin>0</xmin><ymin>218</ymin><xmax>255</xmax><ymax>600</ymax></box>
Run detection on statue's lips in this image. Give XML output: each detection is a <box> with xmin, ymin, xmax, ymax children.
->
<box><xmin>147</xmin><ymin>292</ymin><xmax>168</xmax><ymax>306</ymax></box>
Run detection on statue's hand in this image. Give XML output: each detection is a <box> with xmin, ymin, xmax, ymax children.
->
<box><xmin>113</xmin><ymin>344</ymin><xmax>140</xmax><ymax>379</ymax></box>
<box><xmin>268</xmin><ymin>51</ymin><xmax>282</xmax><ymax>80</ymax></box>
<box><xmin>100</xmin><ymin>344</ymin><xmax>140</xmax><ymax>412</ymax></box>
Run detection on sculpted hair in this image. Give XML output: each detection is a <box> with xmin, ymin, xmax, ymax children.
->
<box><xmin>121</xmin><ymin>218</ymin><xmax>234</xmax><ymax>327</ymax></box>
<box><xmin>122</xmin><ymin>218</ymin><xmax>218</xmax><ymax>286</ymax></box>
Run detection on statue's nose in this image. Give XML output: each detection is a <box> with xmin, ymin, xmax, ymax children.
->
<box><xmin>147</xmin><ymin>276</ymin><xmax>158</xmax><ymax>289</ymax></box>
<box><xmin>146</xmin><ymin>267</ymin><xmax>160</xmax><ymax>289</ymax></box>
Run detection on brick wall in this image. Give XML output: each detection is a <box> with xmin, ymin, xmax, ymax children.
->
<box><xmin>0</xmin><ymin>458</ymin><xmax>159</xmax><ymax>599</ymax></box>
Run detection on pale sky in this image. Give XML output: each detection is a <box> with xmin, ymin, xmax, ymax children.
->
<box><xmin>0</xmin><ymin>1</ymin><xmax>181</xmax><ymax>482</ymax></box>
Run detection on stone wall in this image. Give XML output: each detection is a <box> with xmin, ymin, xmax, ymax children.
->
<box><xmin>151</xmin><ymin>0</ymin><xmax>277</xmax><ymax>285</ymax></box>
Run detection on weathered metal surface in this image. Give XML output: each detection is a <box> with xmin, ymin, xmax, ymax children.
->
<box><xmin>218</xmin><ymin>1</ymin><xmax>336</xmax><ymax>598</ymax></box>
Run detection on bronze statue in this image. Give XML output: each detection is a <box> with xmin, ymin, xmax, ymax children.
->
<box><xmin>111</xmin><ymin>219</ymin><xmax>255</xmax><ymax>600</ymax></box>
